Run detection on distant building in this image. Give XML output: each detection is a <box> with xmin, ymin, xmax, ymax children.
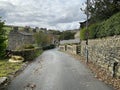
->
<box><xmin>39</xmin><ymin>28</ymin><xmax>47</xmax><ymax>33</ymax></box>
<box><xmin>79</xmin><ymin>19</ymin><xmax>91</xmax><ymax>29</ymax></box>
<box><xmin>8</xmin><ymin>27</ymin><xmax>35</xmax><ymax>50</ymax></box>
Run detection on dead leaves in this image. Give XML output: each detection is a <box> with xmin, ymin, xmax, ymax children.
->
<box><xmin>24</xmin><ymin>83</ymin><xmax>36</xmax><ymax>90</ymax></box>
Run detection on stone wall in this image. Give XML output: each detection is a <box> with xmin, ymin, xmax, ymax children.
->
<box><xmin>66</xmin><ymin>45</ymin><xmax>77</xmax><ymax>54</ymax></box>
<box><xmin>81</xmin><ymin>35</ymin><xmax>120</xmax><ymax>77</ymax></box>
<box><xmin>11</xmin><ymin>48</ymin><xmax>41</xmax><ymax>61</ymax></box>
<box><xmin>59</xmin><ymin>45</ymin><xmax>66</xmax><ymax>51</ymax></box>
<box><xmin>59</xmin><ymin>44</ymin><xmax>80</xmax><ymax>55</ymax></box>
<box><xmin>66</xmin><ymin>45</ymin><xmax>73</xmax><ymax>53</ymax></box>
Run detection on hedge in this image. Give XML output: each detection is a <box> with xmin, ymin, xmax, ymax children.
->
<box><xmin>80</xmin><ymin>12</ymin><xmax>120</xmax><ymax>40</ymax></box>
<box><xmin>42</xmin><ymin>44</ymin><xmax>55</xmax><ymax>50</ymax></box>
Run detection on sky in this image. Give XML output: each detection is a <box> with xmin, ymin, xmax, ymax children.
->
<box><xmin>0</xmin><ymin>0</ymin><xmax>86</xmax><ymax>31</ymax></box>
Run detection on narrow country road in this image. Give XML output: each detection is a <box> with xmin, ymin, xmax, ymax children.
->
<box><xmin>6</xmin><ymin>49</ymin><xmax>113</xmax><ymax>90</ymax></box>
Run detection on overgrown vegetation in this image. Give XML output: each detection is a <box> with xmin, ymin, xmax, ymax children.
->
<box><xmin>0</xmin><ymin>18</ymin><xmax>6</xmax><ymax>58</ymax></box>
<box><xmin>80</xmin><ymin>12</ymin><xmax>120</xmax><ymax>40</ymax></box>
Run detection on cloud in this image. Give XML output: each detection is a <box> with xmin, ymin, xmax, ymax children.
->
<box><xmin>0</xmin><ymin>0</ymin><xmax>86</xmax><ymax>30</ymax></box>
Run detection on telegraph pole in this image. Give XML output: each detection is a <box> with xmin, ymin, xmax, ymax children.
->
<box><xmin>86</xmin><ymin>0</ymin><xmax>89</xmax><ymax>63</ymax></box>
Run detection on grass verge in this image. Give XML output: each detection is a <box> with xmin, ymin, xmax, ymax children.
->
<box><xmin>0</xmin><ymin>59</ymin><xmax>23</xmax><ymax>77</ymax></box>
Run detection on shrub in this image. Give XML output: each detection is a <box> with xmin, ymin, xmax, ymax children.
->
<box><xmin>104</xmin><ymin>12</ymin><xmax>120</xmax><ymax>36</ymax></box>
<box><xmin>88</xmin><ymin>23</ymin><xmax>100</xmax><ymax>39</ymax></box>
<box><xmin>80</xmin><ymin>12</ymin><xmax>120</xmax><ymax>40</ymax></box>
<box><xmin>80</xmin><ymin>23</ymin><xmax>100</xmax><ymax>40</ymax></box>
<box><xmin>80</xmin><ymin>28</ymin><xmax>87</xmax><ymax>40</ymax></box>
<box><xmin>42</xmin><ymin>44</ymin><xmax>55</xmax><ymax>50</ymax></box>
<box><xmin>0</xmin><ymin>18</ymin><xmax>6</xmax><ymax>58</ymax></box>
<box><xmin>96</xmin><ymin>22</ymin><xmax>106</xmax><ymax>38</ymax></box>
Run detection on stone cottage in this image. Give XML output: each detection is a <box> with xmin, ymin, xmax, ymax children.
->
<box><xmin>8</xmin><ymin>27</ymin><xmax>35</xmax><ymax>50</ymax></box>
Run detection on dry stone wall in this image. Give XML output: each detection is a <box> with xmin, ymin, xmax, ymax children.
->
<box><xmin>11</xmin><ymin>48</ymin><xmax>41</xmax><ymax>61</ymax></box>
<box><xmin>59</xmin><ymin>44</ymin><xmax>80</xmax><ymax>55</ymax></box>
<box><xmin>59</xmin><ymin>45</ymin><xmax>66</xmax><ymax>51</ymax></box>
<box><xmin>81</xmin><ymin>35</ymin><xmax>120</xmax><ymax>77</ymax></box>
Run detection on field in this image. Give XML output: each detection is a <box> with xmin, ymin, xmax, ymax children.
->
<box><xmin>3</xmin><ymin>25</ymin><xmax>25</xmax><ymax>35</ymax></box>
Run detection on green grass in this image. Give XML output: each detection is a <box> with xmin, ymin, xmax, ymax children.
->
<box><xmin>3</xmin><ymin>26</ymin><xmax>12</xmax><ymax>35</ymax></box>
<box><xmin>3</xmin><ymin>25</ymin><xmax>34</xmax><ymax>36</ymax></box>
<box><xmin>0</xmin><ymin>59</ymin><xmax>23</xmax><ymax>77</ymax></box>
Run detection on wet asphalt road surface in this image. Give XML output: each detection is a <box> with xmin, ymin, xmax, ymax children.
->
<box><xmin>6</xmin><ymin>49</ymin><xmax>114</xmax><ymax>90</ymax></box>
